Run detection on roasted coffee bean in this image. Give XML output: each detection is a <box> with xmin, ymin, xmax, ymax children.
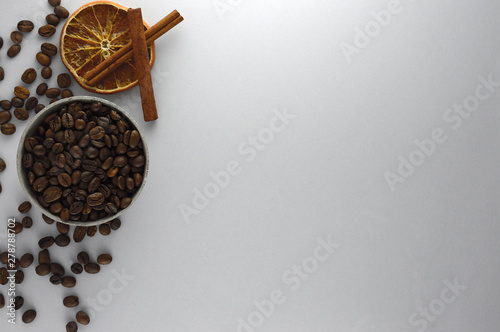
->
<box><xmin>86</xmin><ymin>226</ymin><xmax>97</xmax><ymax>237</ymax></box>
<box><xmin>46</xmin><ymin>14</ymin><xmax>60</xmax><ymax>26</ymax></box>
<box><xmin>0</xmin><ymin>294</ymin><xmax>4</xmax><ymax>308</ymax></box>
<box><xmin>18</xmin><ymin>20</ymin><xmax>34</xmax><ymax>33</ymax></box>
<box><xmin>38</xmin><ymin>24</ymin><xmax>56</xmax><ymax>37</ymax></box>
<box><xmin>35</xmin><ymin>264</ymin><xmax>50</xmax><ymax>276</ymax></box>
<box><xmin>15</xmin><ymin>270</ymin><xmax>24</xmax><ymax>284</ymax></box>
<box><xmin>35</xmin><ymin>103</ymin><xmax>45</xmax><ymax>113</ymax></box>
<box><xmin>55</xmin><ymin>234</ymin><xmax>70</xmax><ymax>247</ymax></box>
<box><xmin>110</xmin><ymin>218</ymin><xmax>121</xmax><ymax>230</ymax></box>
<box><xmin>99</xmin><ymin>223</ymin><xmax>111</xmax><ymax>236</ymax></box>
<box><xmin>20</xmin><ymin>253</ymin><xmax>34</xmax><ymax>268</ymax></box>
<box><xmin>0</xmin><ymin>37</ymin><xmax>2</xmax><ymax>49</ymax></box>
<box><xmin>10</xmin><ymin>31</ymin><xmax>22</xmax><ymax>44</ymax></box>
<box><xmin>76</xmin><ymin>311</ymin><xmax>90</xmax><ymax>325</ymax></box>
<box><xmin>50</xmin><ymin>274</ymin><xmax>62</xmax><ymax>285</ymax></box>
<box><xmin>61</xmin><ymin>89</ymin><xmax>73</xmax><ymax>98</ymax></box>
<box><xmin>43</xmin><ymin>186</ymin><xmax>62</xmax><ymax>202</ymax></box>
<box><xmin>11</xmin><ymin>97</ymin><xmax>23</xmax><ymax>107</ymax></box>
<box><xmin>50</xmin><ymin>262</ymin><xmax>65</xmax><ymax>275</ymax></box>
<box><xmin>41</xmin><ymin>42</ymin><xmax>57</xmax><ymax>56</ymax></box>
<box><xmin>38</xmin><ymin>249</ymin><xmax>50</xmax><ymax>265</ymax></box>
<box><xmin>22</xmin><ymin>154</ymin><xmax>33</xmax><ymax>169</ymax></box>
<box><xmin>66</xmin><ymin>321</ymin><xmax>78</xmax><ymax>332</ymax></box>
<box><xmin>58</xmin><ymin>173</ymin><xmax>72</xmax><ymax>187</ymax></box>
<box><xmin>61</xmin><ymin>208</ymin><xmax>70</xmax><ymax>221</ymax></box>
<box><xmin>26</xmin><ymin>97</ymin><xmax>38</xmax><ymax>111</ymax></box>
<box><xmin>0</xmin><ymin>100</ymin><xmax>12</xmax><ymax>110</ymax></box>
<box><xmin>89</xmin><ymin>126</ymin><xmax>105</xmax><ymax>140</ymax></box>
<box><xmin>13</xmin><ymin>222</ymin><xmax>23</xmax><ymax>234</ymax></box>
<box><xmin>41</xmin><ymin>66</ymin><xmax>52</xmax><ymax>79</ymax></box>
<box><xmin>77</xmin><ymin>252</ymin><xmax>90</xmax><ymax>266</ymax></box>
<box><xmin>73</xmin><ymin>226</ymin><xmax>86</xmax><ymax>243</ymax></box>
<box><xmin>84</xmin><ymin>263</ymin><xmax>100</xmax><ymax>274</ymax></box>
<box><xmin>0</xmin><ymin>111</ymin><xmax>11</xmax><ymax>125</ymax></box>
<box><xmin>18</xmin><ymin>201</ymin><xmax>32</xmax><ymax>214</ymax></box>
<box><xmin>14</xmin><ymin>296</ymin><xmax>24</xmax><ymax>310</ymax></box>
<box><xmin>62</xmin><ymin>113</ymin><xmax>74</xmax><ymax>128</ymax></box>
<box><xmin>0</xmin><ymin>66</ymin><xmax>4</xmax><ymax>81</ymax></box>
<box><xmin>57</xmin><ymin>73</ymin><xmax>71</xmax><ymax>88</ymax></box>
<box><xmin>36</xmin><ymin>83</ymin><xmax>48</xmax><ymax>96</ymax></box>
<box><xmin>14</xmin><ymin>108</ymin><xmax>29</xmax><ymax>121</ymax></box>
<box><xmin>2</xmin><ymin>123</ymin><xmax>17</xmax><ymax>135</ymax></box>
<box><xmin>38</xmin><ymin>236</ymin><xmax>55</xmax><ymax>249</ymax></box>
<box><xmin>50</xmin><ymin>98</ymin><xmax>60</xmax><ymax>104</ymax></box>
<box><xmin>55</xmin><ymin>5</ymin><xmax>70</xmax><ymax>18</ymax></box>
<box><xmin>21</xmin><ymin>68</ymin><xmax>37</xmax><ymax>84</ymax></box>
<box><xmin>63</xmin><ymin>295</ymin><xmax>79</xmax><ymax>308</ymax></box>
<box><xmin>56</xmin><ymin>222</ymin><xmax>69</xmax><ymax>234</ymax></box>
<box><xmin>97</xmin><ymin>253</ymin><xmax>112</xmax><ymax>265</ymax></box>
<box><xmin>48</xmin><ymin>0</ymin><xmax>61</xmax><ymax>6</ymax></box>
<box><xmin>46</xmin><ymin>87</ymin><xmax>60</xmax><ymax>98</ymax></box>
<box><xmin>0</xmin><ymin>252</ymin><xmax>8</xmax><ymax>264</ymax></box>
<box><xmin>21</xmin><ymin>216</ymin><xmax>33</xmax><ymax>229</ymax></box>
<box><xmin>87</xmin><ymin>192</ymin><xmax>104</xmax><ymax>206</ymax></box>
<box><xmin>7</xmin><ymin>44</ymin><xmax>21</xmax><ymax>57</ymax></box>
<box><xmin>37</xmin><ymin>52</ymin><xmax>51</xmax><ymax>66</ymax></box>
<box><xmin>14</xmin><ymin>86</ymin><xmax>30</xmax><ymax>99</ymax></box>
<box><xmin>49</xmin><ymin>202</ymin><xmax>63</xmax><ymax>214</ymax></box>
<box><xmin>69</xmin><ymin>263</ymin><xmax>83</xmax><ymax>275</ymax></box>
<box><xmin>0</xmin><ymin>268</ymin><xmax>8</xmax><ymax>285</ymax></box>
<box><xmin>61</xmin><ymin>276</ymin><xmax>76</xmax><ymax>288</ymax></box>
<box><xmin>82</xmin><ymin>159</ymin><xmax>98</xmax><ymax>171</ymax></box>
<box><xmin>22</xmin><ymin>309</ymin><xmax>37</xmax><ymax>324</ymax></box>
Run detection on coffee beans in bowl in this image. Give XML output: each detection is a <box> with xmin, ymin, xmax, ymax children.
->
<box><xmin>17</xmin><ymin>96</ymin><xmax>149</xmax><ymax>226</ymax></box>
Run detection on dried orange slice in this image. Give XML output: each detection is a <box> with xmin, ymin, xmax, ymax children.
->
<box><xmin>60</xmin><ymin>1</ymin><xmax>155</xmax><ymax>94</ymax></box>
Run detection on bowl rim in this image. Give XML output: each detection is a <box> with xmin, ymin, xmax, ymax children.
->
<box><xmin>16</xmin><ymin>96</ymin><xmax>149</xmax><ymax>227</ymax></box>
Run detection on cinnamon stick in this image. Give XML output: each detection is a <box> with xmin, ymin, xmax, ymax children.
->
<box><xmin>128</xmin><ymin>8</ymin><xmax>158</xmax><ymax>122</ymax></box>
<box><xmin>84</xmin><ymin>10</ymin><xmax>183</xmax><ymax>85</ymax></box>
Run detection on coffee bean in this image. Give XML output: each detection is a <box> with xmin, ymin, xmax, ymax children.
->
<box><xmin>57</xmin><ymin>73</ymin><xmax>71</xmax><ymax>88</ymax></box>
<box><xmin>0</xmin><ymin>111</ymin><xmax>11</xmax><ymax>125</ymax></box>
<box><xmin>50</xmin><ymin>274</ymin><xmax>62</xmax><ymax>285</ymax></box>
<box><xmin>73</xmin><ymin>226</ymin><xmax>86</xmax><ymax>243</ymax></box>
<box><xmin>20</xmin><ymin>253</ymin><xmax>34</xmax><ymax>268</ymax></box>
<box><xmin>46</xmin><ymin>88</ymin><xmax>60</xmax><ymax>98</ymax></box>
<box><xmin>50</xmin><ymin>98</ymin><xmax>60</xmax><ymax>104</ymax></box>
<box><xmin>61</xmin><ymin>276</ymin><xmax>76</xmax><ymax>288</ymax></box>
<box><xmin>15</xmin><ymin>270</ymin><xmax>24</xmax><ymax>284</ymax></box>
<box><xmin>38</xmin><ymin>24</ymin><xmax>56</xmax><ymax>37</ymax></box>
<box><xmin>10</xmin><ymin>31</ymin><xmax>22</xmax><ymax>44</ymax></box>
<box><xmin>38</xmin><ymin>249</ymin><xmax>50</xmax><ymax>264</ymax></box>
<box><xmin>46</xmin><ymin>14</ymin><xmax>60</xmax><ymax>26</ymax></box>
<box><xmin>36</xmin><ymin>52</ymin><xmax>51</xmax><ymax>66</ymax></box>
<box><xmin>14</xmin><ymin>86</ymin><xmax>30</xmax><ymax>99</ymax></box>
<box><xmin>14</xmin><ymin>108</ymin><xmax>29</xmax><ymax>121</ymax></box>
<box><xmin>41</xmin><ymin>42</ymin><xmax>57</xmax><ymax>56</ymax></box>
<box><xmin>35</xmin><ymin>83</ymin><xmax>48</xmax><ymax>97</ymax></box>
<box><xmin>99</xmin><ymin>223</ymin><xmax>111</xmax><ymax>236</ymax></box>
<box><xmin>21</xmin><ymin>68</ymin><xmax>37</xmax><ymax>84</ymax></box>
<box><xmin>110</xmin><ymin>218</ymin><xmax>121</xmax><ymax>230</ymax></box>
<box><xmin>18</xmin><ymin>201</ymin><xmax>32</xmax><ymax>214</ymax></box>
<box><xmin>66</xmin><ymin>321</ymin><xmax>78</xmax><ymax>332</ymax></box>
<box><xmin>77</xmin><ymin>251</ymin><xmax>90</xmax><ymax>265</ymax></box>
<box><xmin>97</xmin><ymin>254</ymin><xmax>112</xmax><ymax>265</ymax></box>
<box><xmin>0</xmin><ymin>37</ymin><xmax>3</xmax><ymax>49</ymax></box>
<box><xmin>35</xmin><ymin>264</ymin><xmax>50</xmax><ymax>276</ymax></box>
<box><xmin>71</xmin><ymin>263</ymin><xmax>83</xmax><ymax>275</ymax></box>
<box><xmin>76</xmin><ymin>311</ymin><xmax>90</xmax><ymax>325</ymax></box>
<box><xmin>55</xmin><ymin>6</ymin><xmax>69</xmax><ymax>18</ymax></box>
<box><xmin>61</xmin><ymin>89</ymin><xmax>73</xmax><ymax>98</ymax></box>
<box><xmin>43</xmin><ymin>186</ymin><xmax>62</xmax><ymax>202</ymax></box>
<box><xmin>84</xmin><ymin>263</ymin><xmax>100</xmax><ymax>274</ymax></box>
<box><xmin>22</xmin><ymin>216</ymin><xmax>33</xmax><ymax>229</ymax></box>
<box><xmin>0</xmin><ymin>294</ymin><xmax>4</xmax><ymax>308</ymax></box>
<box><xmin>38</xmin><ymin>236</ymin><xmax>55</xmax><ymax>249</ymax></box>
<box><xmin>87</xmin><ymin>192</ymin><xmax>104</xmax><ymax>207</ymax></box>
<box><xmin>0</xmin><ymin>100</ymin><xmax>12</xmax><ymax>110</ymax></box>
<box><xmin>48</xmin><ymin>0</ymin><xmax>61</xmax><ymax>6</ymax></box>
<box><xmin>0</xmin><ymin>67</ymin><xmax>4</xmax><ymax>81</ymax></box>
<box><xmin>50</xmin><ymin>262</ymin><xmax>65</xmax><ymax>275</ymax></box>
<box><xmin>12</xmin><ymin>97</ymin><xmax>23</xmax><ymax>107</ymax></box>
<box><xmin>63</xmin><ymin>296</ymin><xmax>79</xmax><ymax>308</ymax></box>
<box><xmin>55</xmin><ymin>234</ymin><xmax>70</xmax><ymax>247</ymax></box>
<box><xmin>0</xmin><ymin>268</ymin><xmax>8</xmax><ymax>284</ymax></box>
<box><xmin>18</xmin><ymin>20</ymin><xmax>34</xmax><ymax>33</ymax></box>
<box><xmin>22</xmin><ymin>309</ymin><xmax>36</xmax><ymax>324</ymax></box>
<box><xmin>58</xmin><ymin>173</ymin><xmax>72</xmax><ymax>187</ymax></box>
<box><xmin>14</xmin><ymin>296</ymin><xmax>24</xmax><ymax>310</ymax></box>
<box><xmin>55</xmin><ymin>222</ymin><xmax>69</xmax><ymax>234</ymax></box>
<box><xmin>61</xmin><ymin>208</ymin><xmax>70</xmax><ymax>221</ymax></box>
<box><xmin>41</xmin><ymin>67</ymin><xmax>52</xmax><ymax>79</ymax></box>
<box><xmin>1</xmin><ymin>123</ymin><xmax>16</xmax><ymax>135</ymax></box>
<box><xmin>7</xmin><ymin>44</ymin><xmax>21</xmax><ymax>57</ymax></box>
<box><xmin>35</xmin><ymin>104</ymin><xmax>46</xmax><ymax>114</ymax></box>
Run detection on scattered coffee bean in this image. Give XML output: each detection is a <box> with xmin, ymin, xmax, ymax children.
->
<box><xmin>0</xmin><ymin>294</ymin><xmax>4</xmax><ymax>308</ymax></box>
<box><xmin>21</xmin><ymin>216</ymin><xmax>33</xmax><ymax>229</ymax></box>
<box><xmin>0</xmin><ymin>252</ymin><xmax>8</xmax><ymax>264</ymax></box>
<box><xmin>57</xmin><ymin>73</ymin><xmax>71</xmax><ymax>88</ymax></box>
<box><xmin>26</xmin><ymin>97</ymin><xmax>38</xmax><ymax>111</ymax></box>
<box><xmin>1</xmin><ymin>123</ymin><xmax>16</xmax><ymax>135</ymax></box>
<box><xmin>0</xmin><ymin>268</ymin><xmax>7</xmax><ymax>284</ymax></box>
<box><xmin>46</xmin><ymin>88</ymin><xmax>60</xmax><ymax>98</ymax></box>
<box><xmin>36</xmin><ymin>52</ymin><xmax>51</xmax><ymax>66</ymax></box>
<box><xmin>36</xmin><ymin>83</ymin><xmax>48</xmax><ymax>96</ymax></box>
<box><xmin>46</xmin><ymin>14</ymin><xmax>60</xmax><ymax>26</ymax></box>
<box><xmin>38</xmin><ymin>236</ymin><xmax>55</xmax><ymax>249</ymax></box>
<box><xmin>76</xmin><ymin>311</ymin><xmax>90</xmax><ymax>325</ymax></box>
<box><xmin>14</xmin><ymin>108</ymin><xmax>29</xmax><ymax>121</ymax></box>
<box><xmin>14</xmin><ymin>296</ymin><xmax>24</xmax><ymax>310</ymax></box>
<box><xmin>11</xmin><ymin>97</ymin><xmax>24</xmax><ymax>107</ymax></box>
<box><xmin>14</xmin><ymin>86</ymin><xmax>30</xmax><ymax>99</ymax></box>
<box><xmin>50</xmin><ymin>274</ymin><xmax>62</xmax><ymax>285</ymax></box>
<box><xmin>10</xmin><ymin>31</ymin><xmax>22</xmax><ymax>44</ymax></box>
<box><xmin>41</xmin><ymin>66</ymin><xmax>52</xmax><ymax>79</ymax></box>
<box><xmin>22</xmin><ymin>309</ymin><xmax>37</xmax><ymax>324</ymax></box>
<box><xmin>56</xmin><ymin>222</ymin><xmax>69</xmax><ymax>234</ymax></box>
<box><xmin>99</xmin><ymin>223</ymin><xmax>111</xmax><ymax>236</ymax></box>
<box><xmin>13</xmin><ymin>222</ymin><xmax>23</xmax><ymax>234</ymax></box>
<box><xmin>61</xmin><ymin>276</ymin><xmax>76</xmax><ymax>288</ymax></box>
<box><xmin>55</xmin><ymin>234</ymin><xmax>70</xmax><ymax>247</ymax></box>
<box><xmin>35</xmin><ymin>104</ymin><xmax>46</xmax><ymax>114</ymax></box>
<box><xmin>38</xmin><ymin>250</ymin><xmax>50</xmax><ymax>264</ymax></box>
<box><xmin>38</xmin><ymin>24</ymin><xmax>56</xmax><ymax>37</ymax></box>
<box><xmin>73</xmin><ymin>226</ymin><xmax>86</xmax><ymax>243</ymax></box>
<box><xmin>63</xmin><ymin>295</ymin><xmax>79</xmax><ymax>308</ymax></box>
<box><xmin>41</xmin><ymin>42</ymin><xmax>58</xmax><ymax>56</ymax></box>
<box><xmin>66</xmin><ymin>321</ymin><xmax>78</xmax><ymax>332</ymax></box>
<box><xmin>50</xmin><ymin>98</ymin><xmax>60</xmax><ymax>104</ymax></box>
<box><xmin>18</xmin><ymin>20</ymin><xmax>34</xmax><ymax>33</ymax></box>
<box><xmin>0</xmin><ymin>111</ymin><xmax>10</xmax><ymax>125</ymax></box>
<box><xmin>7</xmin><ymin>44</ymin><xmax>21</xmax><ymax>58</ymax></box>
<box><xmin>20</xmin><ymin>253</ymin><xmax>34</xmax><ymax>268</ymax></box>
<box><xmin>48</xmin><ymin>0</ymin><xmax>61</xmax><ymax>6</ymax></box>
<box><xmin>55</xmin><ymin>6</ymin><xmax>69</xmax><ymax>18</ymax></box>
<box><xmin>42</xmin><ymin>214</ymin><xmax>54</xmax><ymax>224</ymax></box>
<box><xmin>15</xmin><ymin>270</ymin><xmax>24</xmax><ymax>284</ymax></box>
<box><xmin>61</xmin><ymin>89</ymin><xmax>73</xmax><ymax>98</ymax></box>
<box><xmin>35</xmin><ymin>264</ymin><xmax>50</xmax><ymax>276</ymax></box>
<box><xmin>77</xmin><ymin>252</ymin><xmax>90</xmax><ymax>265</ymax></box>
<box><xmin>0</xmin><ymin>100</ymin><xmax>12</xmax><ymax>110</ymax></box>
<box><xmin>0</xmin><ymin>158</ymin><xmax>5</xmax><ymax>172</ymax></box>
<box><xmin>97</xmin><ymin>254</ymin><xmax>112</xmax><ymax>265</ymax></box>
<box><xmin>18</xmin><ymin>201</ymin><xmax>32</xmax><ymax>214</ymax></box>
<box><xmin>71</xmin><ymin>263</ymin><xmax>83</xmax><ymax>275</ymax></box>
<box><xmin>0</xmin><ymin>67</ymin><xmax>4</xmax><ymax>81</ymax></box>
<box><xmin>87</xmin><ymin>226</ymin><xmax>97</xmax><ymax>237</ymax></box>
<box><xmin>0</xmin><ymin>37</ymin><xmax>3</xmax><ymax>49</ymax></box>
<box><xmin>21</xmin><ymin>68</ymin><xmax>37</xmax><ymax>84</ymax></box>
<box><xmin>84</xmin><ymin>263</ymin><xmax>100</xmax><ymax>274</ymax></box>
<box><xmin>50</xmin><ymin>263</ymin><xmax>65</xmax><ymax>275</ymax></box>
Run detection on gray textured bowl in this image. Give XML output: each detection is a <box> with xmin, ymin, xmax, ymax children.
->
<box><xmin>17</xmin><ymin>96</ymin><xmax>149</xmax><ymax>226</ymax></box>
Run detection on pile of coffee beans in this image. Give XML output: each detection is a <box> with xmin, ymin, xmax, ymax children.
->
<box><xmin>22</xmin><ymin>100</ymin><xmax>145</xmax><ymax>222</ymax></box>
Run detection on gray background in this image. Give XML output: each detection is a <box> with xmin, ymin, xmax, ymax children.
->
<box><xmin>1</xmin><ymin>0</ymin><xmax>499</xmax><ymax>331</ymax></box>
